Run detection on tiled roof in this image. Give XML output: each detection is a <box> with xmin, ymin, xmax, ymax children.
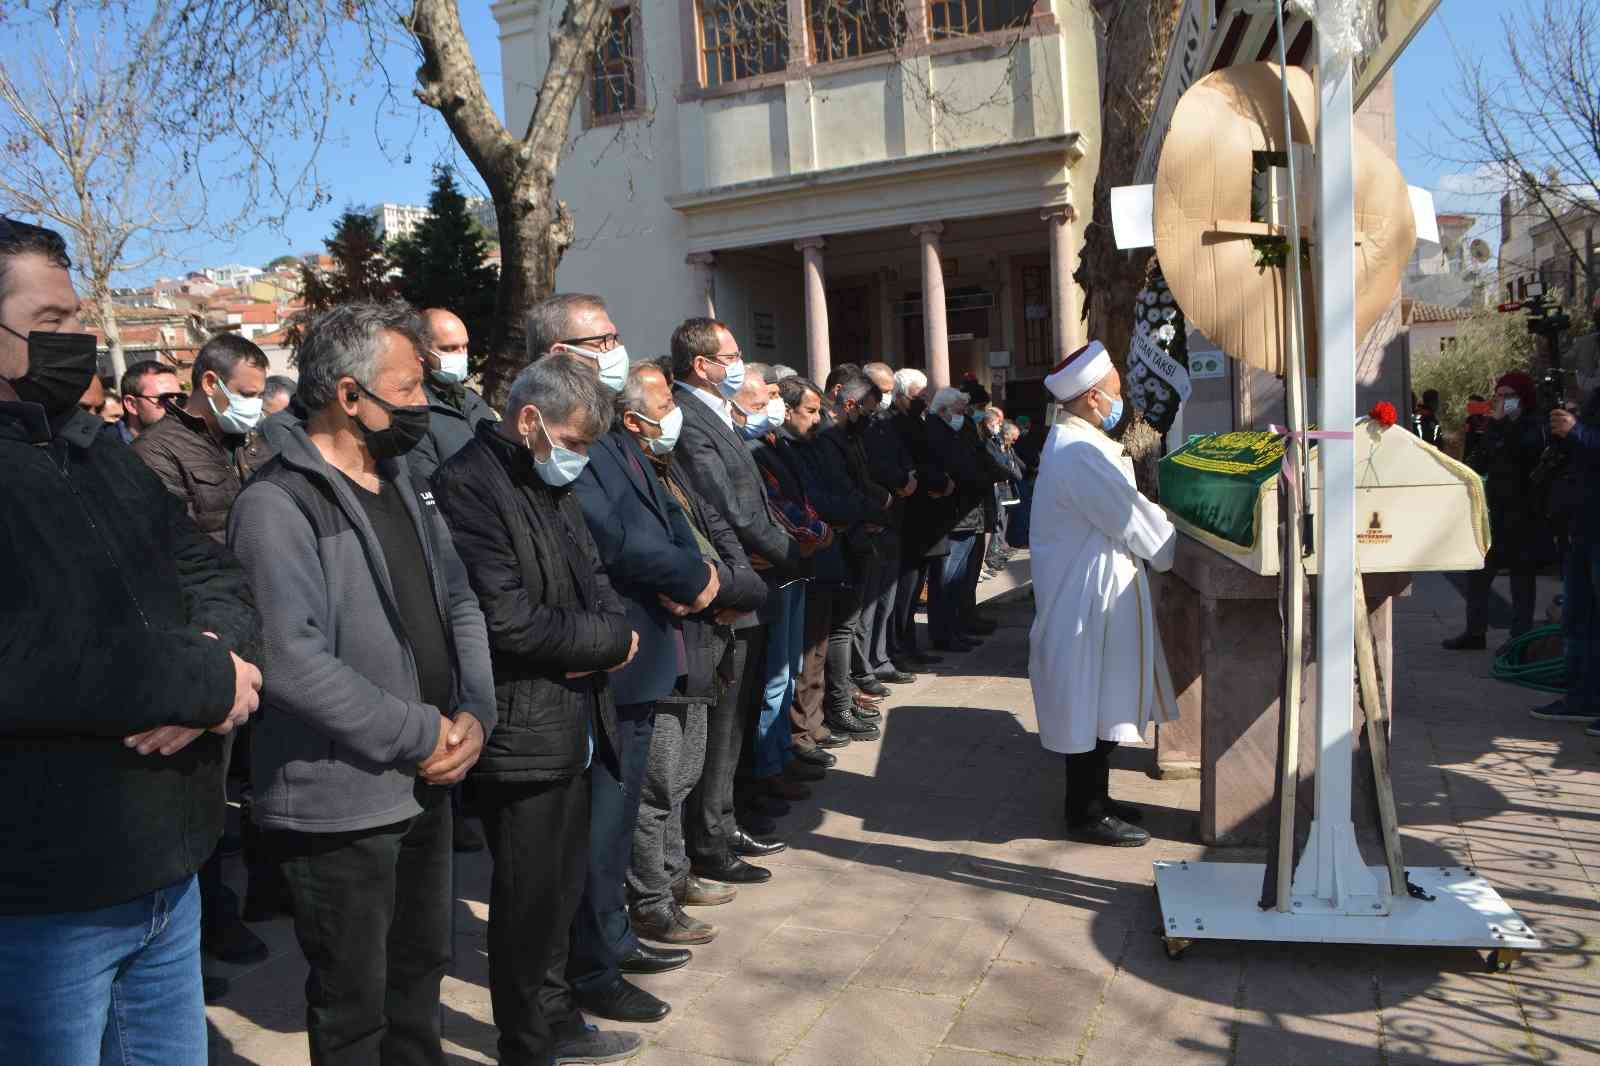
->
<box><xmin>1408</xmin><ymin>300</ymin><xmax>1477</xmax><ymax>324</ymax></box>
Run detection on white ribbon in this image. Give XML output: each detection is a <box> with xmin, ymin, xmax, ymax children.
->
<box><xmin>1130</xmin><ymin>329</ymin><xmax>1192</xmax><ymax>403</ymax></box>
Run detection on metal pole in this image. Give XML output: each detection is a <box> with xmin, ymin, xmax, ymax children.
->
<box><xmin>1296</xmin><ymin>25</ymin><xmax>1385</xmax><ymax>912</ymax></box>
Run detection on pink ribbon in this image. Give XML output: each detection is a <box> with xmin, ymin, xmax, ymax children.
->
<box><xmin>1269</xmin><ymin>426</ymin><xmax>1354</xmax><ymax>501</ymax></box>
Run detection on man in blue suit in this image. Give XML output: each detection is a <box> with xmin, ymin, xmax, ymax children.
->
<box><xmin>567</xmin><ymin>359</ymin><xmax>720</xmax><ymax>1025</ymax></box>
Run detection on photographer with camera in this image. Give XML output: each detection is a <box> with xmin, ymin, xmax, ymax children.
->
<box><xmin>1542</xmin><ymin>390</ymin><xmax>1600</xmax><ymax>730</ymax></box>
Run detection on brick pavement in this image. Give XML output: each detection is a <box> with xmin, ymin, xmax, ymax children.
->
<box><xmin>206</xmin><ymin>568</ymin><xmax>1600</xmax><ymax>1065</ymax></box>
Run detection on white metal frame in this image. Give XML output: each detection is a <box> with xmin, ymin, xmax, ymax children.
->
<box><xmin>1153</xmin><ymin>17</ymin><xmax>1542</xmax><ymax>967</ymax></box>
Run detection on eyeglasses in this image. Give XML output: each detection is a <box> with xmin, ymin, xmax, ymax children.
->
<box><xmin>134</xmin><ymin>391</ymin><xmax>184</xmax><ymax>406</ymax></box>
<box><xmin>701</xmin><ymin>351</ymin><xmax>742</xmax><ymax>365</ymax></box>
<box><xmin>558</xmin><ymin>333</ymin><xmax>622</xmax><ymax>352</ymax></box>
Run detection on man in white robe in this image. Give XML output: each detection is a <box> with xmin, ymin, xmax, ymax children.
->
<box><xmin>1028</xmin><ymin>341</ymin><xmax>1179</xmax><ymax>847</ymax></box>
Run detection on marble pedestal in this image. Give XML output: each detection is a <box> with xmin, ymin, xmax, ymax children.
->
<box><xmin>1151</xmin><ymin>534</ymin><xmax>1410</xmax><ymax>846</ymax></box>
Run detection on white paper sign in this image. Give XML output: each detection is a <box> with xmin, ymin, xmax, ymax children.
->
<box><xmin>1131</xmin><ymin>329</ymin><xmax>1193</xmax><ymax>402</ymax></box>
<box><xmin>1112</xmin><ymin>184</ymin><xmax>1156</xmax><ymax>250</ymax></box>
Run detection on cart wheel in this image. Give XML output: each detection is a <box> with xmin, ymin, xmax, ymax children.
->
<box><xmin>1164</xmin><ymin>937</ymin><xmax>1191</xmax><ymax>961</ymax></box>
<box><xmin>1484</xmin><ymin>948</ymin><xmax>1522</xmax><ymax>973</ymax></box>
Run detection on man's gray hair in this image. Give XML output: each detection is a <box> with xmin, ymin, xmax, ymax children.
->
<box><xmin>769</xmin><ymin>364</ymin><xmax>797</xmax><ymax>382</ymax></box>
<box><xmin>893</xmin><ymin>368</ymin><xmax>927</xmax><ymax>399</ymax></box>
<box><xmin>838</xmin><ymin>374</ymin><xmax>878</xmax><ymax>406</ymax></box>
<box><xmin>616</xmin><ymin>361</ymin><xmax>666</xmax><ymax>419</ymax></box>
<box><xmin>504</xmin><ymin>352</ymin><xmax>615</xmax><ymax>438</ymax></box>
<box><xmin>295</xmin><ymin>302</ymin><xmax>425</xmax><ymax>413</ymax></box>
<box><xmin>525</xmin><ymin>293</ymin><xmax>607</xmax><ymax>360</ymax></box>
<box><xmin>744</xmin><ymin>361</ymin><xmax>771</xmax><ymax>381</ymax></box>
<box><xmin>863</xmin><ymin>361</ymin><xmax>894</xmax><ymax>386</ymax></box>
<box><xmin>263</xmin><ymin>375</ymin><xmax>297</xmax><ymax>404</ymax></box>
<box><xmin>927</xmin><ymin>386</ymin><xmax>967</xmax><ymax>417</ymax></box>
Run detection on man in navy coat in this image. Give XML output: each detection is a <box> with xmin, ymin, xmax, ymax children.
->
<box><xmin>568</xmin><ymin>361</ymin><xmax>720</xmax><ymax>1024</ymax></box>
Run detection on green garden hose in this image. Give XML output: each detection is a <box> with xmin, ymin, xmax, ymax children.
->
<box><xmin>1491</xmin><ymin>625</ymin><xmax>1567</xmax><ymax>693</ymax></box>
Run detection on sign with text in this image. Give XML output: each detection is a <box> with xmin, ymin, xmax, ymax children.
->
<box><xmin>1354</xmin><ymin>0</ymin><xmax>1442</xmax><ymax>105</ymax></box>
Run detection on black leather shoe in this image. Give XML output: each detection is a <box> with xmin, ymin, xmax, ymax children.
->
<box><xmin>1442</xmin><ymin>632</ymin><xmax>1487</xmax><ymax>651</ymax></box>
<box><xmin>1067</xmin><ymin>815</ymin><xmax>1150</xmax><ymax>847</ymax></box>
<box><xmin>575</xmin><ymin>977</ymin><xmax>670</xmax><ymax>1023</ymax></box>
<box><xmin>851</xmin><ymin>702</ymin><xmax>882</xmax><ymax>721</ymax></box>
<box><xmin>815</xmin><ymin>732</ymin><xmax>852</xmax><ymax>749</ymax></box>
<box><xmin>204</xmin><ymin>975</ymin><xmax>230</xmax><ymax>1004</ymax></box>
<box><xmin>785</xmin><ymin>760</ymin><xmax>826</xmax><ymax>782</ymax></box>
<box><xmin>1105</xmin><ymin>800</ymin><xmax>1144</xmax><ymax>825</ymax></box>
<box><xmin>693</xmin><ymin>857</ymin><xmax>772</xmax><ymax>884</ymax></box>
<box><xmin>203</xmin><ymin>913</ymin><xmax>270</xmax><ymax>966</ymax></box>
<box><xmin>619</xmin><ymin>942</ymin><xmax>692</xmax><ymax>975</ymax></box>
<box><xmin>856</xmin><ymin>678</ymin><xmax>890</xmax><ymax>697</ymax></box>
<box><xmin>906</xmin><ymin>651</ymin><xmax>944</xmax><ymax>665</ymax></box>
<box><xmin>793</xmin><ymin>746</ymin><xmax>837</xmax><ymax>768</ymax></box>
<box><xmin>732</xmin><ymin>827</ymin><xmax>788</xmax><ymax>858</ymax></box>
<box><xmin>825</xmin><ymin>710</ymin><xmax>881</xmax><ymax>739</ymax></box>
<box><xmin>879</xmin><ymin>670</ymin><xmax>917</xmax><ymax>684</ymax></box>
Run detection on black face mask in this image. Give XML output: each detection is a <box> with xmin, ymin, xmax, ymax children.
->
<box><xmin>350</xmin><ymin>381</ymin><xmax>431</xmax><ymax>460</ymax></box>
<box><xmin>2</xmin><ymin>325</ymin><xmax>98</xmax><ymax>416</ymax></box>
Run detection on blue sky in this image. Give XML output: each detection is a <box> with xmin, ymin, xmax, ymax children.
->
<box><xmin>131</xmin><ymin>0</ymin><xmax>1503</xmax><ymax>283</ymax></box>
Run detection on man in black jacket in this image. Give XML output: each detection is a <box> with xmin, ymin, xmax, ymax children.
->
<box><xmin>0</xmin><ymin>217</ymin><xmax>262</xmax><ymax>1062</ymax></box>
<box><xmin>670</xmin><ymin>319</ymin><xmax>806</xmax><ymax>885</ymax></box>
<box><xmin>565</xmin><ymin>361</ymin><xmax>722</xmax><ymax>1023</ymax></box>
<box><xmin>409</xmin><ymin>307</ymin><xmax>498</xmax><ymax>484</ymax></box>
<box><xmin>433</xmin><ymin>353</ymin><xmax>643</xmax><ymax>1066</ymax></box>
<box><xmin>132</xmin><ymin>331</ymin><xmax>275</xmax><ymax>966</ymax></box>
<box><xmin>925</xmin><ymin>387</ymin><xmax>1012</xmax><ymax>651</ymax></box>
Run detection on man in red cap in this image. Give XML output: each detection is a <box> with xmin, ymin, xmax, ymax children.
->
<box><xmin>1444</xmin><ymin>371</ymin><xmax>1550</xmax><ymax>652</ymax></box>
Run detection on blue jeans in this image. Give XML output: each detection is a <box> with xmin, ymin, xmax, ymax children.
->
<box><xmin>568</xmin><ymin>702</ymin><xmax>655</xmax><ymax>997</ymax></box>
<box><xmin>0</xmin><ymin>875</ymin><xmax>205</xmax><ymax>1066</ymax></box>
<box><xmin>756</xmin><ymin>584</ymin><xmax>805</xmax><ymax>778</ymax></box>
<box><xmin>1565</xmin><ymin>539</ymin><xmax>1600</xmax><ymax>714</ymax></box>
<box><xmin>929</xmin><ymin>532</ymin><xmax>978</xmax><ymax>646</ymax></box>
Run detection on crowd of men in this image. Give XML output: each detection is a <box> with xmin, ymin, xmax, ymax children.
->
<box><xmin>0</xmin><ymin>217</ymin><xmax>1035</xmax><ymax>1066</ymax></box>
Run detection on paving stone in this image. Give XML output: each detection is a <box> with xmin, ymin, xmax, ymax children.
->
<box><xmin>781</xmin><ymin>987</ymin><xmax>962</xmax><ymax>1066</ymax></box>
<box><xmin>1232</xmin><ymin>945</ymin><xmax>1385</xmax><ymax>1066</ymax></box>
<box><xmin>851</xmin><ymin>914</ymin><xmax>1012</xmax><ymax>997</ymax></box>
<box><xmin>942</xmin><ymin>959</ymin><xmax>1107</xmax><ymax>1060</ymax></box>
<box><xmin>653</xmin><ymin>978</ymin><xmax>832</xmax><ymax>1063</ymax></box>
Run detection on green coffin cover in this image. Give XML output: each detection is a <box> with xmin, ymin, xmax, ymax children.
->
<box><xmin>1158</xmin><ymin>431</ymin><xmax>1286</xmax><ymax>549</ymax></box>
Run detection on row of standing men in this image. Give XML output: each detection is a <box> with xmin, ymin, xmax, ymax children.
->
<box><xmin>0</xmin><ymin>222</ymin><xmax>1025</xmax><ymax>1066</ymax></box>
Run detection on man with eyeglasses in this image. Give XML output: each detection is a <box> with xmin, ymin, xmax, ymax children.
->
<box><xmin>119</xmin><ymin>359</ymin><xmax>185</xmax><ymax>443</ymax></box>
<box><xmin>0</xmin><ymin>216</ymin><xmax>263</xmax><ymax>1060</ymax></box>
<box><xmin>524</xmin><ymin>292</ymin><xmax>631</xmax><ymax>392</ymax></box>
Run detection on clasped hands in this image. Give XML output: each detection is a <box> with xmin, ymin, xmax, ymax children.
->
<box><xmin>125</xmin><ymin>632</ymin><xmax>262</xmax><ymax>757</ymax></box>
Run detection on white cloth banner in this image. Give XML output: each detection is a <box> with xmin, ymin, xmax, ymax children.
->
<box><xmin>1130</xmin><ymin>329</ymin><xmax>1193</xmax><ymax>403</ymax></box>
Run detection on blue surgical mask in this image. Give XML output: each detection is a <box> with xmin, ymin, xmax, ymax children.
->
<box><xmin>632</xmin><ymin>404</ymin><xmax>683</xmax><ymax>455</ymax></box>
<box><xmin>735</xmin><ymin>398</ymin><xmax>772</xmax><ymax>440</ymax></box>
<box><xmin>1095</xmin><ymin>390</ymin><xmax>1124</xmax><ymax>433</ymax></box>
<box><xmin>209</xmin><ymin>379</ymin><xmax>263</xmax><ymax>434</ymax></box>
<box><xmin>526</xmin><ymin>412</ymin><xmax>589</xmax><ymax>486</ymax></box>
<box><xmin>431</xmin><ymin>349</ymin><xmax>470</xmax><ymax>385</ymax></box>
<box><xmin>947</xmin><ymin>414</ymin><xmax>965</xmax><ymax>432</ymax></box>
<box><xmin>716</xmin><ymin>357</ymin><xmax>746</xmax><ymax>398</ymax></box>
<box><xmin>560</xmin><ymin>342</ymin><xmax>629</xmax><ymax>393</ymax></box>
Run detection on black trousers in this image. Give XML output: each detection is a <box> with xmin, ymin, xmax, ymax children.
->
<box><xmin>825</xmin><ymin>583</ymin><xmax>863</xmax><ymax>719</ymax></box>
<box><xmin>892</xmin><ymin>558</ymin><xmax>930</xmax><ymax>657</ymax></box>
<box><xmin>477</xmin><ymin>773</ymin><xmax>591</xmax><ymax>1066</ymax></box>
<box><xmin>567</xmin><ymin>703</ymin><xmax>654</xmax><ymax>998</ymax></box>
<box><xmin>1465</xmin><ymin>540</ymin><xmax>1539</xmax><ymax>637</ymax></box>
<box><xmin>686</xmin><ymin>629</ymin><xmax>756</xmax><ymax>867</ymax></box>
<box><xmin>852</xmin><ymin>545</ymin><xmax>900</xmax><ymax>679</ymax></box>
<box><xmin>268</xmin><ymin>795</ymin><xmax>453</xmax><ymax>1066</ymax></box>
<box><xmin>1063</xmin><ymin>740</ymin><xmax>1120</xmax><ymax>826</ymax></box>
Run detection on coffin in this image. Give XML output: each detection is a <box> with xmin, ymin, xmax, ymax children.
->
<box><xmin>1158</xmin><ymin>420</ymin><xmax>1489</xmax><ymax>575</ymax></box>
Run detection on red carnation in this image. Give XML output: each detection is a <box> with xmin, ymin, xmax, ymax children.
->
<box><xmin>1369</xmin><ymin>401</ymin><xmax>1398</xmax><ymax>428</ymax></box>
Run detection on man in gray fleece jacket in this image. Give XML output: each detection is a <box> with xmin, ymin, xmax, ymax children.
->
<box><xmin>228</xmin><ymin>302</ymin><xmax>496</xmax><ymax>1066</ymax></box>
